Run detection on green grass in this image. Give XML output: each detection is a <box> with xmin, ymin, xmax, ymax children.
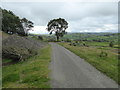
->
<box><xmin>1</xmin><ymin>31</ymin><xmax>10</xmax><ymax>40</ymax></box>
<box><xmin>2</xmin><ymin>59</ymin><xmax>12</xmax><ymax>63</ymax></box>
<box><xmin>61</xmin><ymin>33</ymin><xmax>119</xmax><ymax>43</ymax></box>
<box><xmin>83</xmin><ymin>41</ymin><xmax>109</xmax><ymax>47</ymax></box>
<box><xmin>59</xmin><ymin>42</ymin><xmax>119</xmax><ymax>84</ymax></box>
<box><xmin>2</xmin><ymin>45</ymin><xmax>51</xmax><ymax>88</ymax></box>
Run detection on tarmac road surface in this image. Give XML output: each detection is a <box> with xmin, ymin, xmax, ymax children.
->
<box><xmin>50</xmin><ymin>43</ymin><xmax>118</xmax><ymax>88</ymax></box>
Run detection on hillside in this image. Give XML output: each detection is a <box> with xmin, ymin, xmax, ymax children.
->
<box><xmin>41</xmin><ymin>33</ymin><xmax>119</xmax><ymax>44</ymax></box>
<box><xmin>1</xmin><ymin>31</ymin><xmax>10</xmax><ymax>40</ymax></box>
<box><xmin>2</xmin><ymin>32</ymin><xmax>46</xmax><ymax>64</ymax></box>
<box><xmin>62</xmin><ymin>33</ymin><xmax>118</xmax><ymax>42</ymax></box>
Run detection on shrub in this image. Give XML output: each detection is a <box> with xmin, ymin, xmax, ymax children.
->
<box><xmin>83</xmin><ymin>43</ymin><xmax>86</xmax><ymax>46</ymax></box>
<box><xmin>69</xmin><ymin>42</ymin><xmax>76</xmax><ymax>46</ymax></box>
<box><xmin>66</xmin><ymin>39</ymin><xmax>71</xmax><ymax>42</ymax></box>
<box><xmin>75</xmin><ymin>41</ymin><xmax>78</xmax><ymax>43</ymax></box>
<box><xmin>109</xmin><ymin>42</ymin><xmax>114</xmax><ymax>47</ymax></box>
<box><xmin>99</xmin><ymin>51</ymin><xmax>108</xmax><ymax>57</ymax></box>
<box><xmin>38</xmin><ymin>35</ymin><xmax>43</xmax><ymax>40</ymax></box>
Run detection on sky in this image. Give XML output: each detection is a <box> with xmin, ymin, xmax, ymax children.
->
<box><xmin>1</xmin><ymin>0</ymin><xmax>118</xmax><ymax>34</ymax></box>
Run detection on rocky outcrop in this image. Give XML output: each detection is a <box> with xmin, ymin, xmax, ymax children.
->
<box><xmin>2</xmin><ymin>34</ymin><xmax>46</xmax><ymax>61</ymax></box>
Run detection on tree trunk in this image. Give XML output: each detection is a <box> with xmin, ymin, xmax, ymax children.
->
<box><xmin>56</xmin><ymin>36</ymin><xmax>59</xmax><ymax>42</ymax></box>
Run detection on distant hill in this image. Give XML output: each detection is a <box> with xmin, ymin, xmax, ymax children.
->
<box><xmin>42</xmin><ymin>32</ymin><xmax>119</xmax><ymax>43</ymax></box>
<box><xmin>62</xmin><ymin>33</ymin><xmax>118</xmax><ymax>42</ymax></box>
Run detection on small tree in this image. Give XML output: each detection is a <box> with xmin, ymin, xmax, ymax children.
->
<box><xmin>109</xmin><ymin>42</ymin><xmax>114</xmax><ymax>47</ymax></box>
<box><xmin>47</xmin><ymin>18</ymin><xmax>68</xmax><ymax>41</ymax></box>
<box><xmin>38</xmin><ymin>35</ymin><xmax>43</xmax><ymax>40</ymax></box>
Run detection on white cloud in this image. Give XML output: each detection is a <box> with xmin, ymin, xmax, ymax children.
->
<box><xmin>29</xmin><ymin>26</ymin><xmax>49</xmax><ymax>34</ymax></box>
<box><xmin>1</xmin><ymin>1</ymin><xmax>118</xmax><ymax>34</ymax></box>
<box><xmin>1</xmin><ymin>0</ymin><xmax>119</xmax><ymax>2</ymax></box>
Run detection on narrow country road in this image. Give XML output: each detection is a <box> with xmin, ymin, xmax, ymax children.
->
<box><xmin>50</xmin><ymin>43</ymin><xmax>118</xmax><ymax>88</ymax></box>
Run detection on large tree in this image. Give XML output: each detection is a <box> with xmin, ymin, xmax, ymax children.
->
<box><xmin>2</xmin><ymin>8</ymin><xmax>34</xmax><ymax>36</ymax></box>
<box><xmin>21</xmin><ymin>18</ymin><xmax>34</xmax><ymax>36</ymax></box>
<box><xmin>2</xmin><ymin>9</ymin><xmax>24</xmax><ymax>34</ymax></box>
<box><xmin>47</xmin><ymin>18</ymin><xmax>68</xmax><ymax>41</ymax></box>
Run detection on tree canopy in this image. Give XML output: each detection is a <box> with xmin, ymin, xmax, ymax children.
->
<box><xmin>47</xmin><ymin>18</ymin><xmax>68</xmax><ymax>41</ymax></box>
<box><xmin>2</xmin><ymin>8</ymin><xmax>34</xmax><ymax>36</ymax></box>
<box><xmin>21</xmin><ymin>18</ymin><xmax>34</xmax><ymax>36</ymax></box>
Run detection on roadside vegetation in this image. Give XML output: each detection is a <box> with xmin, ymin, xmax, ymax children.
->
<box><xmin>2</xmin><ymin>8</ymin><xmax>52</xmax><ymax>88</ymax></box>
<box><xmin>3</xmin><ymin>45</ymin><xmax>51</xmax><ymax>88</ymax></box>
<box><xmin>58</xmin><ymin>41</ymin><xmax>119</xmax><ymax>84</ymax></box>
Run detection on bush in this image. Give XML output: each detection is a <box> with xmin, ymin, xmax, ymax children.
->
<box><xmin>38</xmin><ymin>35</ymin><xmax>43</xmax><ymax>40</ymax></box>
<box><xmin>75</xmin><ymin>41</ymin><xmax>78</xmax><ymax>43</ymax></box>
<box><xmin>83</xmin><ymin>43</ymin><xmax>86</xmax><ymax>46</ymax></box>
<box><xmin>66</xmin><ymin>39</ymin><xmax>71</xmax><ymax>42</ymax></box>
<box><xmin>109</xmin><ymin>42</ymin><xmax>114</xmax><ymax>47</ymax></box>
<box><xmin>99</xmin><ymin>51</ymin><xmax>108</xmax><ymax>57</ymax></box>
<box><xmin>69</xmin><ymin>42</ymin><xmax>76</xmax><ymax>46</ymax></box>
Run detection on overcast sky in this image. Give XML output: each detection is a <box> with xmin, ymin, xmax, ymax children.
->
<box><xmin>1</xmin><ymin>1</ymin><xmax>118</xmax><ymax>34</ymax></box>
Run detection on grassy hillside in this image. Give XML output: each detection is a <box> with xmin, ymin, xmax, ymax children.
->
<box><xmin>1</xmin><ymin>31</ymin><xmax>10</xmax><ymax>40</ymax></box>
<box><xmin>62</xmin><ymin>33</ymin><xmax>118</xmax><ymax>43</ymax></box>
<box><xmin>3</xmin><ymin>45</ymin><xmax>51</xmax><ymax>88</ymax></box>
<box><xmin>2</xmin><ymin>33</ymin><xmax>46</xmax><ymax>63</ymax></box>
<box><xmin>2</xmin><ymin>31</ymin><xmax>51</xmax><ymax>88</ymax></box>
<box><xmin>59</xmin><ymin>42</ymin><xmax>119</xmax><ymax>84</ymax></box>
<box><xmin>42</xmin><ymin>33</ymin><xmax>119</xmax><ymax>43</ymax></box>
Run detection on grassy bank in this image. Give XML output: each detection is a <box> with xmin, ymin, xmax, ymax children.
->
<box><xmin>59</xmin><ymin>42</ymin><xmax>119</xmax><ymax>84</ymax></box>
<box><xmin>3</xmin><ymin>45</ymin><xmax>51</xmax><ymax>88</ymax></box>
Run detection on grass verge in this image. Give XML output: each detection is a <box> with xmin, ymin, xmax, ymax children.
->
<box><xmin>3</xmin><ymin>45</ymin><xmax>51</xmax><ymax>88</ymax></box>
<box><xmin>2</xmin><ymin>59</ymin><xmax>12</xmax><ymax>63</ymax></box>
<box><xmin>59</xmin><ymin>43</ymin><xmax>119</xmax><ymax>84</ymax></box>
